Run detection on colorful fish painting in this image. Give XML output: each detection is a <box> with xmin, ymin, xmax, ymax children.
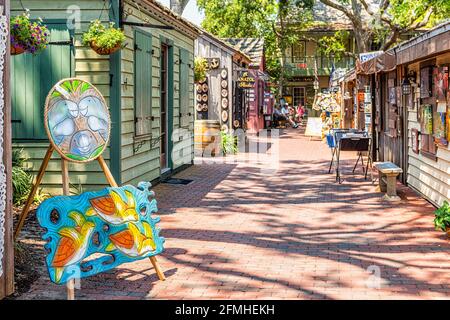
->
<box><xmin>44</xmin><ymin>78</ymin><xmax>110</xmax><ymax>163</ymax></box>
<box><xmin>36</xmin><ymin>182</ymin><xmax>164</xmax><ymax>285</ymax></box>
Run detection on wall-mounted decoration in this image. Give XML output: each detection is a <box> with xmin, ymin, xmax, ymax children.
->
<box><xmin>221</xmin><ymin>110</ymin><xmax>228</xmax><ymax>122</ymax></box>
<box><xmin>221</xmin><ymin>124</ymin><xmax>229</xmax><ymax>133</ymax></box>
<box><xmin>196</xmin><ymin>78</ymin><xmax>209</xmax><ymax>114</ymax></box>
<box><xmin>221</xmin><ymin>89</ymin><xmax>228</xmax><ymax>98</ymax></box>
<box><xmin>233</xmin><ymin>120</ymin><xmax>240</xmax><ymax>128</ymax></box>
<box><xmin>206</xmin><ymin>58</ymin><xmax>220</xmax><ymax>70</ymax></box>
<box><xmin>433</xmin><ymin>65</ymin><xmax>448</xmax><ymax>102</ymax></box>
<box><xmin>44</xmin><ymin>79</ymin><xmax>110</xmax><ymax>163</ymax></box>
<box><xmin>36</xmin><ymin>182</ymin><xmax>164</xmax><ymax>285</ymax></box>
<box><xmin>434</xmin><ymin>111</ymin><xmax>447</xmax><ymax>146</ymax></box>
<box><xmin>221</xmin><ymin>98</ymin><xmax>228</xmax><ymax>109</ymax></box>
<box><xmin>389</xmin><ymin>87</ymin><xmax>396</xmax><ymax>105</ymax></box>
<box><xmin>421</xmin><ymin>104</ymin><xmax>433</xmax><ymax>135</ymax></box>
<box><xmin>396</xmin><ymin>86</ymin><xmax>402</xmax><ymax>107</ymax></box>
<box><xmin>221</xmin><ymin>69</ymin><xmax>228</xmax><ymax>79</ymax></box>
<box><xmin>420</xmin><ymin>66</ymin><xmax>432</xmax><ymax>98</ymax></box>
<box><xmin>411</xmin><ymin>128</ymin><xmax>420</xmax><ymax>154</ymax></box>
<box><xmin>221</xmin><ymin>80</ymin><xmax>228</xmax><ymax>89</ymax></box>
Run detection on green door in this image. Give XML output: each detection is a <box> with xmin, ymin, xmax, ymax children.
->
<box><xmin>11</xmin><ymin>23</ymin><xmax>73</xmax><ymax>140</ymax></box>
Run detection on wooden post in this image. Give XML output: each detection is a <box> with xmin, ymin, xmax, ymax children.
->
<box><xmin>0</xmin><ymin>0</ymin><xmax>14</xmax><ymax>299</ymax></box>
<box><xmin>66</xmin><ymin>279</ymin><xmax>75</xmax><ymax>300</ymax></box>
<box><xmin>149</xmin><ymin>256</ymin><xmax>166</xmax><ymax>281</ymax></box>
<box><xmin>61</xmin><ymin>159</ymin><xmax>76</xmax><ymax>300</ymax></box>
<box><xmin>97</xmin><ymin>156</ymin><xmax>166</xmax><ymax>281</ymax></box>
<box><xmin>14</xmin><ymin>145</ymin><xmax>54</xmax><ymax>240</ymax></box>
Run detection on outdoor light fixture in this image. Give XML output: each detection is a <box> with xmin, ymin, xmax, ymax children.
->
<box><xmin>402</xmin><ymin>76</ymin><xmax>411</xmax><ymax>95</ymax></box>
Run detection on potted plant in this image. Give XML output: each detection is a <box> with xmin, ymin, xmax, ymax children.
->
<box><xmin>82</xmin><ymin>20</ymin><xmax>125</xmax><ymax>55</ymax></box>
<box><xmin>220</xmin><ymin>131</ymin><xmax>238</xmax><ymax>156</ymax></box>
<box><xmin>433</xmin><ymin>201</ymin><xmax>450</xmax><ymax>237</ymax></box>
<box><xmin>194</xmin><ymin>57</ymin><xmax>208</xmax><ymax>83</ymax></box>
<box><xmin>10</xmin><ymin>13</ymin><xmax>49</xmax><ymax>55</ymax></box>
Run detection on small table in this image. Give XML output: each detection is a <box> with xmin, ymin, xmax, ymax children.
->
<box><xmin>336</xmin><ymin>135</ymin><xmax>370</xmax><ymax>184</ymax></box>
<box><xmin>373</xmin><ymin>162</ymin><xmax>403</xmax><ymax>201</ymax></box>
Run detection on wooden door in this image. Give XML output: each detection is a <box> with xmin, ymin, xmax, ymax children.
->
<box><xmin>382</xmin><ymin>70</ymin><xmax>405</xmax><ymax>180</ymax></box>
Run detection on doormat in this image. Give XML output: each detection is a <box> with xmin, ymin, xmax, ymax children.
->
<box><xmin>162</xmin><ymin>178</ymin><xmax>193</xmax><ymax>185</ymax></box>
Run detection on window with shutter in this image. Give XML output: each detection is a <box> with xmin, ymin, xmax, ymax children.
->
<box><xmin>179</xmin><ymin>48</ymin><xmax>191</xmax><ymax>128</ymax></box>
<box><xmin>11</xmin><ymin>23</ymin><xmax>73</xmax><ymax>140</ymax></box>
<box><xmin>134</xmin><ymin>30</ymin><xmax>153</xmax><ymax>137</ymax></box>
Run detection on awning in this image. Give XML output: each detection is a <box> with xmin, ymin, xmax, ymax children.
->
<box><xmin>356</xmin><ymin>50</ymin><xmax>396</xmax><ymax>75</ymax></box>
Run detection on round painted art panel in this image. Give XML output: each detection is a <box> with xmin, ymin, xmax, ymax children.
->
<box><xmin>44</xmin><ymin>78</ymin><xmax>111</xmax><ymax>163</ymax></box>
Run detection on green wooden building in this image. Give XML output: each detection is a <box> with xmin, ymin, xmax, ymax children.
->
<box><xmin>11</xmin><ymin>0</ymin><xmax>199</xmax><ymax>193</ymax></box>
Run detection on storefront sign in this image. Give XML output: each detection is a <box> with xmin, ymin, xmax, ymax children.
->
<box><xmin>359</xmin><ymin>51</ymin><xmax>383</xmax><ymax>63</ymax></box>
<box><xmin>238</xmin><ymin>72</ymin><xmax>255</xmax><ymax>88</ymax></box>
<box><xmin>290</xmin><ymin>76</ymin><xmax>314</xmax><ymax>82</ymax></box>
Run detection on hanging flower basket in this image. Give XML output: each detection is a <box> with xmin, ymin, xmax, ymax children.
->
<box><xmin>11</xmin><ymin>43</ymin><xmax>25</xmax><ymax>55</ymax></box>
<box><xmin>10</xmin><ymin>13</ymin><xmax>50</xmax><ymax>55</ymax></box>
<box><xmin>89</xmin><ymin>41</ymin><xmax>121</xmax><ymax>55</ymax></box>
<box><xmin>83</xmin><ymin>20</ymin><xmax>125</xmax><ymax>56</ymax></box>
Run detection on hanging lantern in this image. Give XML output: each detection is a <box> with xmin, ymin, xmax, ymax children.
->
<box><xmin>402</xmin><ymin>76</ymin><xmax>411</xmax><ymax>95</ymax></box>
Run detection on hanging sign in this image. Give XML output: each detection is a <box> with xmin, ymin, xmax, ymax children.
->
<box><xmin>44</xmin><ymin>79</ymin><xmax>111</xmax><ymax>163</ymax></box>
<box><xmin>238</xmin><ymin>72</ymin><xmax>255</xmax><ymax>89</ymax></box>
<box><xmin>206</xmin><ymin>58</ymin><xmax>220</xmax><ymax>70</ymax></box>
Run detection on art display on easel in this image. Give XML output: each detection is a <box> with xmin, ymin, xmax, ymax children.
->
<box><xmin>45</xmin><ymin>79</ymin><xmax>110</xmax><ymax>162</ymax></box>
<box><xmin>37</xmin><ymin>182</ymin><xmax>164</xmax><ymax>285</ymax></box>
<box><xmin>14</xmin><ymin>78</ymin><xmax>166</xmax><ymax>299</ymax></box>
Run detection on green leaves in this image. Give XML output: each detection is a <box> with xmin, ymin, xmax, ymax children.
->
<box><xmin>82</xmin><ymin>20</ymin><xmax>125</xmax><ymax>50</ymax></box>
<box><xmin>194</xmin><ymin>57</ymin><xmax>208</xmax><ymax>83</ymax></box>
<box><xmin>433</xmin><ymin>201</ymin><xmax>450</xmax><ymax>232</ymax></box>
<box><xmin>220</xmin><ymin>131</ymin><xmax>238</xmax><ymax>155</ymax></box>
<box><xmin>10</xmin><ymin>13</ymin><xmax>50</xmax><ymax>54</ymax></box>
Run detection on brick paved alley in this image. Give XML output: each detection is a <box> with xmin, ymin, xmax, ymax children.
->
<box><xmin>16</xmin><ymin>128</ymin><xmax>450</xmax><ymax>300</ymax></box>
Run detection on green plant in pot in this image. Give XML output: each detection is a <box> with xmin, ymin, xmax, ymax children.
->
<box><xmin>10</xmin><ymin>13</ymin><xmax>50</xmax><ymax>55</ymax></box>
<box><xmin>434</xmin><ymin>201</ymin><xmax>450</xmax><ymax>237</ymax></box>
<box><xmin>220</xmin><ymin>131</ymin><xmax>238</xmax><ymax>156</ymax></box>
<box><xmin>194</xmin><ymin>57</ymin><xmax>208</xmax><ymax>83</ymax></box>
<box><xmin>82</xmin><ymin>20</ymin><xmax>125</xmax><ymax>55</ymax></box>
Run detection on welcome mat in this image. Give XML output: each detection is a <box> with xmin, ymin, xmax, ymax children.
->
<box><xmin>161</xmin><ymin>178</ymin><xmax>193</xmax><ymax>185</ymax></box>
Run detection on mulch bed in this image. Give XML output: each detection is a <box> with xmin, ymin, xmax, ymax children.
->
<box><xmin>5</xmin><ymin>205</ymin><xmax>47</xmax><ymax>298</ymax></box>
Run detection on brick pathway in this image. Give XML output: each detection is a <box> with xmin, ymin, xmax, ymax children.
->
<box><xmin>16</xmin><ymin>128</ymin><xmax>450</xmax><ymax>299</ymax></box>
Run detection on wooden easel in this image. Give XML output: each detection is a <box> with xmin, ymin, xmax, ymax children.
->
<box><xmin>14</xmin><ymin>144</ymin><xmax>166</xmax><ymax>300</ymax></box>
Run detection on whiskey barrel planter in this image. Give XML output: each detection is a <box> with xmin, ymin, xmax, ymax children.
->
<box><xmin>194</xmin><ymin>120</ymin><xmax>220</xmax><ymax>157</ymax></box>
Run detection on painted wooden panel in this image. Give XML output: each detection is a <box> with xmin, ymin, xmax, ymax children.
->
<box><xmin>36</xmin><ymin>182</ymin><xmax>164</xmax><ymax>284</ymax></box>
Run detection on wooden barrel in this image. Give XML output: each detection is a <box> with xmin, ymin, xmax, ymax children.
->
<box><xmin>194</xmin><ymin>120</ymin><xmax>220</xmax><ymax>157</ymax></box>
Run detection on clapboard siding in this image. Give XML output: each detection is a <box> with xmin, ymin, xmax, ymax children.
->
<box><xmin>11</xmin><ymin>0</ymin><xmax>111</xmax><ymax>193</ymax></box>
<box><xmin>120</xmin><ymin>0</ymin><xmax>195</xmax><ymax>186</ymax></box>
<box><xmin>406</xmin><ymin>58</ymin><xmax>450</xmax><ymax>207</ymax></box>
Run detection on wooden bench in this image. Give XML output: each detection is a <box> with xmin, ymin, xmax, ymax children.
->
<box><xmin>373</xmin><ymin>162</ymin><xmax>403</xmax><ymax>201</ymax></box>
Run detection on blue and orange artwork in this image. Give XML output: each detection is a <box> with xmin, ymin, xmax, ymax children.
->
<box><xmin>44</xmin><ymin>78</ymin><xmax>110</xmax><ymax>163</ymax></box>
<box><xmin>36</xmin><ymin>182</ymin><xmax>165</xmax><ymax>284</ymax></box>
